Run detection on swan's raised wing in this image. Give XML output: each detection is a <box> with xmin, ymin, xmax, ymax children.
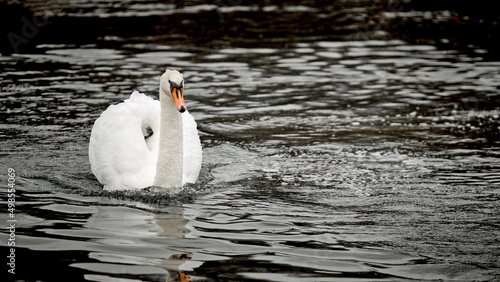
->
<box><xmin>89</xmin><ymin>91</ymin><xmax>160</xmax><ymax>190</ymax></box>
<box><xmin>182</xmin><ymin>111</ymin><xmax>202</xmax><ymax>184</ymax></box>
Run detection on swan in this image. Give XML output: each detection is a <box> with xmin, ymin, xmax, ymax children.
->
<box><xmin>89</xmin><ymin>69</ymin><xmax>202</xmax><ymax>191</ymax></box>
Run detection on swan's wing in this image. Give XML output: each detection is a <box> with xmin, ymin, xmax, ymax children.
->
<box><xmin>182</xmin><ymin>111</ymin><xmax>202</xmax><ymax>184</ymax></box>
<box><xmin>89</xmin><ymin>91</ymin><xmax>160</xmax><ymax>190</ymax></box>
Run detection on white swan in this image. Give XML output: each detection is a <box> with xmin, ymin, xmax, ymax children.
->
<box><xmin>89</xmin><ymin>69</ymin><xmax>202</xmax><ymax>191</ymax></box>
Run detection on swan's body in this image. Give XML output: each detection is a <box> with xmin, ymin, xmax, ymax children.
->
<box><xmin>89</xmin><ymin>70</ymin><xmax>202</xmax><ymax>191</ymax></box>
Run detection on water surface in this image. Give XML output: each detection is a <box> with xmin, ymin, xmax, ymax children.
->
<box><xmin>1</xmin><ymin>1</ymin><xmax>499</xmax><ymax>281</ymax></box>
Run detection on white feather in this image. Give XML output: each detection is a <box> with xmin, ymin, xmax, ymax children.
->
<box><xmin>89</xmin><ymin>90</ymin><xmax>202</xmax><ymax>191</ymax></box>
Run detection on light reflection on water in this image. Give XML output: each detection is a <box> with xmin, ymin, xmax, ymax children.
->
<box><xmin>1</xmin><ymin>1</ymin><xmax>500</xmax><ymax>281</ymax></box>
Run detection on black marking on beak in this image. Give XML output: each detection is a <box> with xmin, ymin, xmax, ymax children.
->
<box><xmin>169</xmin><ymin>80</ymin><xmax>183</xmax><ymax>92</ymax></box>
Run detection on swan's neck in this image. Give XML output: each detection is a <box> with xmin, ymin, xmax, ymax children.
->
<box><xmin>154</xmin><ymin>88</ymin><xmax>183</xmax><ymax>188</ymax></box>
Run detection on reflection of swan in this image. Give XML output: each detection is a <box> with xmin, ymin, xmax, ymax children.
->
<box><xmin>83</xmin><ymin>206</ymin><xmax>201</xmax><ymax>281</ymax></box>
<box><xmin>162</xmin><ymin>252</ymin><xmax>193</xmax><ymax>282</ymax></box>
<box><xmin>89</xmin><ymin>69</ymin><xmax>202</xmax><ymax>190</ymax></box>
<box><xmin>155</xmin><ymin>211</ymin><xmax>201</xmax><ymax>282</ymax></box>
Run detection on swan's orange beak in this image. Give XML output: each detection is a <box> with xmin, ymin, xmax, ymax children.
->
<box><xmin>171</xmin><ymin>87</ymin><xmax>187</xmax><ymax>113</ymax></box>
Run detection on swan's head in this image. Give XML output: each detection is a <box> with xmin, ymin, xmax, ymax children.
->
<box><xmin>160</xmin><ymin>69</ymin><xmax>187</xmax><ymax>113</ymax></box>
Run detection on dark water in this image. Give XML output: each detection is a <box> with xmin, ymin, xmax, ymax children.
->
<box><xmin>1</xmin><ymin>1</ymin><xmax>500</xmax><ymax>281</ymax></box>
